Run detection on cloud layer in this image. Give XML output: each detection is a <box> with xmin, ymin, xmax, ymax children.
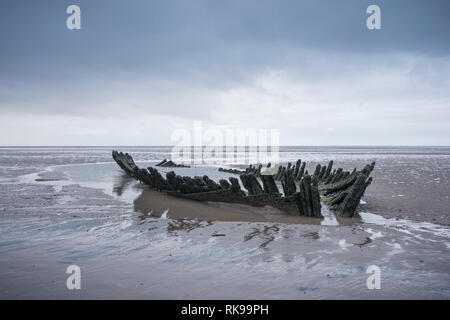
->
<box><xmin>0</xmin><ymin>0</ymin><xmax>449</xmax><ymax>145</ymax></box>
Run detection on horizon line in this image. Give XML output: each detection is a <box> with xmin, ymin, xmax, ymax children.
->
<box><xmin>0</xmin><ymin>145</ymin><xmax>449</xmax><ymax>148</ymax></box>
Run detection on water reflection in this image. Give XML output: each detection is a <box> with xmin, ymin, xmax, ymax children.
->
<box><xmin>244</xmin><ymin>225</ymin><xmax>280</xmax><ymax>250</ymax></box>
<box><xmin>303</xmin><ymin>231</ymin><xmax>320</xmax><ymax>239</ymax></box>
<box><xmin>167</xmin><ymin>219</ymin><xmax>213</xmax><ymax>235</ymax></box>
<box><xmin>112</xmin><ymin>173</ymin><xmax>135</xmax><ymax>196</ymax></box>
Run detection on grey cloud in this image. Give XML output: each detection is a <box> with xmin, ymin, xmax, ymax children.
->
<box><xmin>0</xmin><ymin>0</ymin><xmax>449</xmax><ymax>145</ymax></box>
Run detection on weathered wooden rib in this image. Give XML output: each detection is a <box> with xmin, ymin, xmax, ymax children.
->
<box><xmin>218</xmin><ymin>164</ymin><xmax>263</xmax><ymax>175</ymax></box>
<box><xmin>112</xmin><ymin>150</ymin><xmax>374</xmax><ymax>218</ymax></box>
<box><xmin>218</xmin><ymin>167</ymin><xmax>245</xmax><ymax>174</ymax></box>
<box><xmin>112</xmin><ymin>150</ymin><xmax>138</xmax><ymax>175</ymax></box>
<box><xmin>155</xmin><ymin>158</ymin><xmax>190</xmax><ymax>168</ymax></box>
<box><xmin>319</xmin><ymin>161</ymin><xmax>375</xmax><ymax>217</ymax></box>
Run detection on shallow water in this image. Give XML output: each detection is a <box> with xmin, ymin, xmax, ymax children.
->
<box><xmin>0</xmin><ymin>147</ymin><xmax>449</xmax><ymax>299</ymax></box>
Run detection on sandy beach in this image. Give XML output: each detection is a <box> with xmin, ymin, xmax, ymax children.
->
<box><xmin>0</xmin><ymin>146</ymin><xmax>449</xmax><ymax>299</ymax></box>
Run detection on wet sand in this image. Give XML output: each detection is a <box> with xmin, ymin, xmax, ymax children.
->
<box><xmin>0</xmin><ymin>146</ymin><xmax>449</xmax><ymax>299</ymax></box>
<box><xmin>1</xmin><ymin>208</ymin><xmax>448</xmax><ymax>299</ymax></box>
<box><xmin>362</xmin><ymin>163</ymin><xmax>450</xmax><ymax>226</ymax></box>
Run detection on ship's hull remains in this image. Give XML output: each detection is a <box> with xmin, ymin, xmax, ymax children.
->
<box><xmin>112</xmin><ymin>150</ymin><xmax>374</xmax><ymax>218</ymax></box>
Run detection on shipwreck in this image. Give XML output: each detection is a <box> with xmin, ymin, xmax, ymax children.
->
<box><xmin>112</xmin><ymin>150</ymin><xmax>374</xmax><ymax>219</ymax></box>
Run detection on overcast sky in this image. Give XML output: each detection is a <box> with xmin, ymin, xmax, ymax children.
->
<box><xmin>0</xmin><ymin>0</ymin><xmax>449</xmax><ymax>146</ymax></box>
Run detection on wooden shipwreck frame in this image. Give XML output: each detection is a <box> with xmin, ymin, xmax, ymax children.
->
<box><xmin>112</xmin><ymin>150</ymin><xmax>374</xmax><ymax>218</ymax></box>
